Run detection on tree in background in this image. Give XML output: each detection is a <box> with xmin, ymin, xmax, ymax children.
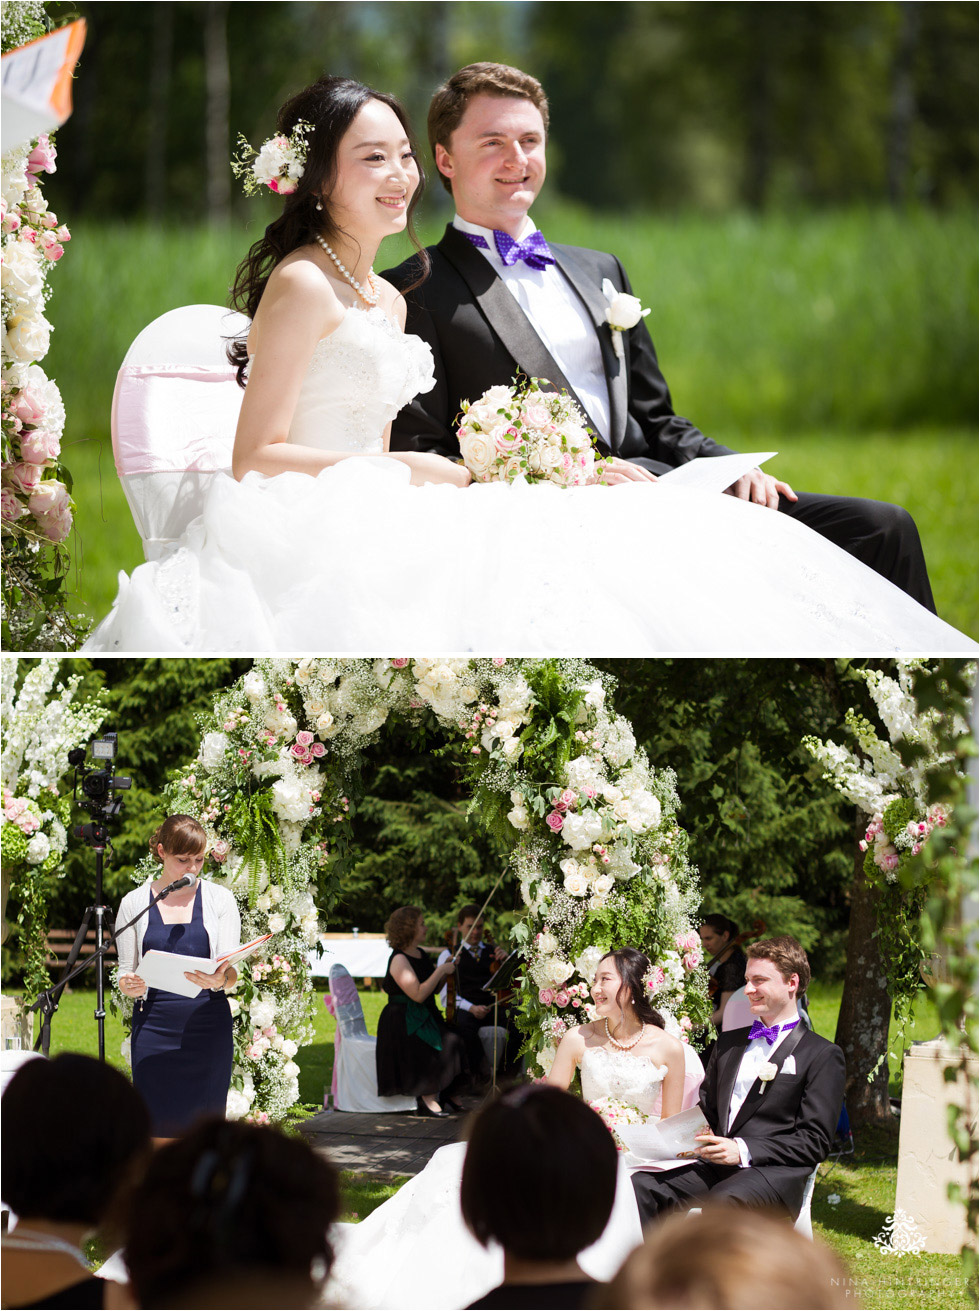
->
<box><xmin>43</xmin><ymin>0</ymin><xmax>977</xmax><ymax>221</ymax></box>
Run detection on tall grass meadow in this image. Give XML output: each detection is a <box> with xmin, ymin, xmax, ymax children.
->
<box><xmin>46</xmin><ymin>205</ymin><xmax>978</xmax><ymax>635</ymax></box>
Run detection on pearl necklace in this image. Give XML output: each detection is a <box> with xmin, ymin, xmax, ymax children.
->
<box><xmin>315</xmin><ymin>234</ymin><xmax>379</xmax><ymax>307</ymax></box>
<box><xmin>604</xmin><ymin>1017</ymin><xmax>644</xmax><ymax>1051</ymax></box>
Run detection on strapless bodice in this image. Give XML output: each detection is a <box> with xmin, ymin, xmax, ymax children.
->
<box><xmin>580</xmin><ymin>1045</ymin><xmax>668</xmax><ymax>1116</ymax></box>
<box><xmin>283</xmin><ymin>306</ymin><xmax>435</xmax><ymax>453</ymax></box>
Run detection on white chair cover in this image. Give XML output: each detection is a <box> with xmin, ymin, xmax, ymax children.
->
<box><xmin>721</xmin><ymin>986</ymin><xmax>755</xmax><ymax>1031</ymax></box>
<box><xmin>111</xmin><ymin>303</ymin><xmax>249</xmax><ymax>561</ymax></box>
<box><xmin>327</xmin><ymin>963</ymin><xmax>414</xmax><ymax>1114</ymax></box>
<box><xmin>478</xmin><ymin>1024</ymin><xmax>509</xmax><ymax>1075</ymax></box>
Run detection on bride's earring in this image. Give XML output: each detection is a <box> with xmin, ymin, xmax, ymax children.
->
<box><xmin>316</xmin><ymin>200</ymin><xmax>323</xmax><ymax>211</ymax></box>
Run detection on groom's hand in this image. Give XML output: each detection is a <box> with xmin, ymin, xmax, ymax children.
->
<box><xmin>597</xmin><ymin>457</ymin><xmax>658</xmax><ymax>486</ymax></box>
<box><xmin>725</xmin><ymin>468</ymin><xmax>797</xmax><ymax>509</ymax></box>
<box><xmin>694</xmin><ymin>1133</ymin><xmax>742</xmax><ymax>1166</ymax></box>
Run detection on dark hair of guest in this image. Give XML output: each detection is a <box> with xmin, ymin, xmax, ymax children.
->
<box><xmin>116</xmin><ymin>1119</ymin><xmax>339</xmax><ymax>1308</ymax></box>
<box><xmin>461</xmin><ymin>1085</ymin><xmax>617</xmax><ymax>1261</ymax></box>
<box><xmin>701</xmin><ymin>913</ymin><xmax>739</xmax><ymax>942</ymax></box>
<box><xmin>227</xmin><ymin>75</ymin><xmax>429</xmax><ymax>385</ymax></box>
<box><xmin>601</xmin><ymin>947</ymin><xmax>667</xmax><ymax>1029</ymax></box>
<box><xmin>0</xmin><ymin>1053</ymin><xmax>151</xmax><ymax>1224</ymax></box>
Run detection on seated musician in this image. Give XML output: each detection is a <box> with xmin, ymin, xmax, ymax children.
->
<box><xmin>438</xmin><ymin>904</ymin><xmax>519</xmax><ymax>1080</ymax></box>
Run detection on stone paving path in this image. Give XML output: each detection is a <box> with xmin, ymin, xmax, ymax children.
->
<box><xmin>298</xmin><ymin>1093</ymin><xmax>483</xmax><ymax>1177</ymax></box>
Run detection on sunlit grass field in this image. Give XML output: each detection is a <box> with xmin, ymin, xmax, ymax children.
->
<box><xmin>45</xmin><ymin>206</ymin><xmax>978</xmax><ymax>637</ymax></box>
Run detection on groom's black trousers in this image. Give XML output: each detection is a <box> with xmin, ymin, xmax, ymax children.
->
<box><xmin>776</xmin><ymin>490</ymin><xmax>936</xmax><ymax>613</ymax></box>
<box><xmin>631</xmin><ymin>1159</ymin><xmax>795</xmax><ymax>1222</ymax></box>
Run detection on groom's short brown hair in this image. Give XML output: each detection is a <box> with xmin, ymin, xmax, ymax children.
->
<box><xmin>746</xmin><ymin>935</ymin><xmax>811</xmax><ymax>994</ymax></box>
<box><xmin>428</xmin><ymin>62</ymin><xmax>549</xmax><ymax>193</ymax></box>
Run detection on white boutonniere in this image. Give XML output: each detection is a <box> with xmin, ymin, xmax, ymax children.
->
<box><xmin>758</xmin><ymin>1061</ymin><xmax>778</xmax><ymax>1090</ymax></box>
<box><xmin>601</xmin><ymin>278</ymin><xmax>651</xmax><ymax>361</ymax></box>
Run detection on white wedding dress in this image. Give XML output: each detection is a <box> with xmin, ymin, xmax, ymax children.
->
<box><xmin>325</xmin><ymin>1046</ymin><xmax>667</xmax><ymax>1311</ymax></box>
<box><xmin>83</xmin><ymin>306</ymin><xmax>974</xmax><ymax>654</ymax></box>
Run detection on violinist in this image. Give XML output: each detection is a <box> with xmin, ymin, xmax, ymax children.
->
<box><xmin>437</xmin><ymin>904</ymin><xmax>517</xmax><ymax>1081</ymax></box>
<box><xmin>699</xmin><ymin>914</ymin><xmax>747</xmax><ymax>1036</ymax></box>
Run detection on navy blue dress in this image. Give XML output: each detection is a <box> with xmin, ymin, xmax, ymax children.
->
<box><xmin>131</xmin><ymin>884</ymin><xmax>233</xmax><ymax>1136</ymax></box>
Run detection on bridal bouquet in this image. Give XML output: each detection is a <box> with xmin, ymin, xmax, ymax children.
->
<box><xmin>456</xmin><ymin>376</ymin><xmax>606</xmax><ymax>487</ymax></box>
<box><xmin>589</xmin><ymin>1096</ymin><xmax>648</xmax><ymax>1152</ymax></box>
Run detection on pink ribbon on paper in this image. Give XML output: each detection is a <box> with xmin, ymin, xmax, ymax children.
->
<box><xmin>323</xmin><ymin>992</ymin><xmax>339</xmax><ymax>1107</ymax></box>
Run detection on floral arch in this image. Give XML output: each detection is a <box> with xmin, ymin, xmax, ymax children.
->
<box><xmin>139</xmin><ymin>658</ymin><xmax>710</xmax><ymax>1121</ymax></box>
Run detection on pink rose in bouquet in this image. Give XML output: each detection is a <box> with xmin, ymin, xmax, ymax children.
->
<box><xmin>1</xmin><ymin>489</ymin><xmax>26</xmax><ymax>522</ymax></box>
<box><xmin>6</xmin><ymin>462</ymin><xmax>43</xmax><ymax>494</ymax></box>
<box><xmin>36</xmin><ymin>508</ymin><xmax>72</xmax><ymax>542</ymax></box>
<box><xmin>28</xmin><ymin>479</ymin><xmax>70</xmax><ymax>517</ymax></box>
<box><xmin>27</xmin><ymin>137</ymin><xmax>57</xmax><ymax>175</ymax></box>
<box><xmin>20</xmin><ymin>429</ymin><xmax>61</xmax><ymax>465</ymax></box>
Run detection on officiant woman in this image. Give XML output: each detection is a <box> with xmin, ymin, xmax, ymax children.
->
<box><xmin>116</xmin><ymin>815</ymin><xmax>241</xmax><ymax>1139</ymax></box>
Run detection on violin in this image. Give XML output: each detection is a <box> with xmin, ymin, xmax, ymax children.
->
<box><xmin>705</xmin><ymin>918</ymin><xmax>767</xmax><ymax>998</ymax></box>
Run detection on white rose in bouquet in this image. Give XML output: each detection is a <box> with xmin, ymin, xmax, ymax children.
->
<box><xmin>316</xmin><ymin>711</ymin><xmax>337</xmax><ymax>738</ymax></box>
<box><xmin>255</xmin><ymin>893</ymin><xmax>273</xmax><ymax>912</ymax></box>
<box><xmin>507</xmin><ymin>803</ymin><xmax>530</xmax><ymax>830</ymax></box>
<box><xmin>26</xmin><ymin>832</ymin><xmax>50</xmax><ymax>864</ymax></box>
<box><xmin>200</xmin><ymin>731</ymin><xmax>229</xmax><ymax>769</ymax></box>
<box><xmin>537</xmin><ymin>931</ymin><xmax>559</xmax><ymax>955</ymax></box>
<box><xmin>592</xmin><ymin>873</ymin><xmax>615</xmax><ymax>898</ymax></box>
<box><xmin>242</xmin><ymin>671</ymin><xmax>266</xmax><ymax>702</ymax></box>
<box><xmin>563</xmin><ymin>866</ymin><xmax>590</xmax><ymax>897</ymax></box>
<box><xmin>562</xmin><ymin>811</ymin><xmax>605</xmax><ymax>851</ymax></box>
<box><xmin>531</xmin><ymin>954</ymin><xmax>572</xmax><ymax>991</ymax></box>
<box><xmin>458</xmin><ymin>431</ymin><xmax>495</xmax><ymax>480</ymax></box>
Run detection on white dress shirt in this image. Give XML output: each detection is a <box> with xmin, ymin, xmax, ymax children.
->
<box><xmin>452</xmin><ymin>214</ymin><xmax>612</xmax><ymax>442</ymax></box>
<box><xmin>728</xmin><ymin>1021</ymin><xmax>800</xmax><ymax>1166</ymax></box>
<box><xmin>436</xmin><ymin>940</ymin><xmax>481</xmax><ymax>1012</ymax></box>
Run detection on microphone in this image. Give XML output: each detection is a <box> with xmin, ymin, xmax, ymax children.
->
<box><xmin>158</xmin><ymin>875</ymin><xmax>194</xmax><ymax>898</ymax></box>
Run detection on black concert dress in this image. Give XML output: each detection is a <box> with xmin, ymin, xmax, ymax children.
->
<box><xmin>375</xmin><ymin>949</ymin><xmax>465</xmax><ymax>1097</ymax></box>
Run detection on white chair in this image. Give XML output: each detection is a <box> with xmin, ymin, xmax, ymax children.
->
<box><xmin>793</xmin><ymin>1165</ymin><xmax>818</xmax><ymax>1238</ymax></box>
<box><xmin>111</xmin><ymin>304</ymin><xmax>249</xmax><ymax>560</ymax></box>
<box><xmin>325</xmin><ymin>963</ymin><xmax>414</xmax><ymax>1114</ymax></box>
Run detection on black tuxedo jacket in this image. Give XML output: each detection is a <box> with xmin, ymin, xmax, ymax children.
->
<box><xmin>702</xmin><ymin>1025</ymin><xmax>845</xmax><ymax>1182</ymax></box>
<box><xmin>383</xmin><ymin>225</ymin><xmax>735</xmax><ymax>474</ymax></box>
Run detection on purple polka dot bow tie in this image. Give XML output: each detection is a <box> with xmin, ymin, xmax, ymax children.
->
<box><xmin>747</xmin><ymin>1018</ymin><xmax>799</xmax><ymax>1045</ymax></box>
<box><xmin>463</xmin><ymin>228</ymin><xmax>556</xmax><ymax>271</ymax></box>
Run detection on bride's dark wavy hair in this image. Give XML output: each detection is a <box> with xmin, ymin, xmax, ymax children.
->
<box><xmin>602</xmin><ymin>947</ymin><xmax>666</xmax><ymax>1030</ymax></box>
<box><xmin>227</xmin><ymin>75</ymin><xmax>430</xmax><ymax>386</ymax></box>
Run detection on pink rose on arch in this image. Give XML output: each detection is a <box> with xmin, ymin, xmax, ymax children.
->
<box><xmin>311</xmin><ymin>743</ymin><xmax>326</xmax><ymax>758</ymax></box>
<box><xmin>390</xmin><ymin>658</ymin><xmax>409</xmax><ymax>668</ymax></box>
<box><xmin>1</xmin><ymin>489</ymin><xmax>26</xmax><ymax>522</ymax></box>
<box><xmin>545</xmin><ymin>810</ymin><xmax>564</xmax><ymax>832</ymax></box>
<box><xmin>39</xmin><ymin>237</ymin><xmax>64</xmax><ymax>263</ymax></box>
<box><xmin>295</xmin><ymin>730</ymin><xmax>315</xmax><ymax>748</ymax></box>
<box><xmin>28</xmin><ymin>479</ymin><xmax>70</xmax><ymax>517</ymax></box>
<box><xmin>17</xmin><ymin>812</ymin><xmax>40</xmax><ymax>834</ymax></box>
<box><xmin>211</xmin><ymin>839</ymin><xmax>230</xmax><ymax>864</ymax></box>
<box><xmin>560</xmin><ymin>789</ymin><xmax>576</xmax><ymax>808</ymax></box>
<box><xmin>555</xmin><ymin>989</ymin><xmax>570</xmax><ymax>1008</ymax></box>
<box><xmin>538</xmin><ymin>987</ymin><xmax>555</xmax><ymax>1006</ymax></box>
<box><xmin>682</xmin><ymin>950</ymin><xmax>701</xmax><ymax>972</ymax></box>
<box><xmin>5</xmin><ymin>462</ymin><xmax>42</xmax><ymax>495</ymax></box>
<box><xmin>20</xmin><ymin>429</ymin><xmax>61</xmax><ymax>465</ymax></box>
<box><xmin>9</xmin><ymin>390</ymin><xmax>45</xmax><ymax>426</ymax></box>
<box><xmin>290</xmin><ymin>744</ymin><xmax>312</xmax><ymax>762</ymax></box>
<box><xmin>27</xmin><ymin>137</ymin><xmax>57</xmax><ymax>175</ymax></box>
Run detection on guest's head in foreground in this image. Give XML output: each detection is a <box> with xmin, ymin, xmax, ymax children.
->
<box><xmin>744</xmin><ymin>935</ymin><xmax>810</xmax><ymax>1025</ymax></box>
<box><xmin>1</xmin><ymin>1054</ymin><xmax>151</xmax><ymax>1308</ymax></box>
<box><xmin>427</xmin><ymin>62</ymin><xmax>550</xmax><ymax>235</ymax></box>
<box><xmin>592</xmin><ymin>946</ymin><xmax>666</xmax><ymax>1030</ymax></box>
<box><xmin>461</xmin><ymin>1085</ymin><xmax>616</xmax><ymax>1305</ymax></box>
<box><xmin>117</xmin><ymin>1118</ymin><xmax>340</xmax><ymax>1309</ymax></box>
<box><xmin>596</xmin><ymin>1205</ymin><xmax>854</xmax><ymax>1309</ymax></box>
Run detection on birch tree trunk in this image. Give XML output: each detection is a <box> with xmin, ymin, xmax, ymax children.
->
<box><xmin>834</xmin><ymin>812</ymin><xmax>895</xmax><ymax>1127</ymax></box>
<box><xmin>204</xmin><ymin>0</ymin><xmax>230</xmax><ymax>226</ymax></box>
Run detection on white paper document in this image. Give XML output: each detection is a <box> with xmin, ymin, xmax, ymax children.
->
<box><xmin>618</xmin><ymin>1105</ymin><xmax>712</xmax><ymax>1166</ymax></box>
<box><xmin>138</xmin><ymin>950</ymin><xmax>214</xmax><ymax>998</ymax></box>
<box><xmin>657</xmin><ymin>451</ymin><xmax>778</xmax><ymax>496</ymax></box>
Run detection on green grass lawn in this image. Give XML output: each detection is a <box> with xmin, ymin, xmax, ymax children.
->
<box><xmin>28</xmin><ymin>981</ymin><xmax>974</xmax><ymax>1308</ymax></box>
<box><xmin>39</xmin><ymin>206</ymin><xmax>978</xmax><ymax>641</ymax></box>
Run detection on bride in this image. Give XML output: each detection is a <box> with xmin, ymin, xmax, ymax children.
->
<box><xmin>325</xmin><ymin>947</ymin><xmax>697</xmax><ymax>1311</ymax></box>
<box><xmin>82</xmin><ymin>75</ymin><xmax>975</xmax><ymax>654</ymax></box>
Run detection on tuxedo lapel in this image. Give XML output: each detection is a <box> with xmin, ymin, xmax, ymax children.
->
<box><xmin>715</xmin><ymin>1034</ymin><xmax>747</xmax><ymax>1136</ymax></box>
<box><xmin>436</xmin><ymin>227</ymin><xmax>607</xmax><ymax>448</ymax></box>
<box><xmin>550</xmin><ymin>243</ymin><xmax>629</xmax><ymax>449</ymax></box>
<box><xmin>728</xmin><ymin>1023</ymin><xmax>810</xmax><ymax>1138</ymax></box>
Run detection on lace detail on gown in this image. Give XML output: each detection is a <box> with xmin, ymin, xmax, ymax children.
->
<box><xmin>285</xmin><ymin>305</ymin><xmax>435</xmax><ymax>453</ymax></box>
<box><xmin>580</xmin><ymin>1045</ymin><xmax>668</xmax><ymax>1116</ymax></box>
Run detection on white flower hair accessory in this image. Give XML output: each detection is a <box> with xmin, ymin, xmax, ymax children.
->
<box><xmin>231</xmin><ymin>122</ymin><xmax>313</xmax><ymax>197</ymax></box>
<box><xmin>601</xmin><ymin>278</ymin><xmax>651</xmax><ymax>361</ymax></box>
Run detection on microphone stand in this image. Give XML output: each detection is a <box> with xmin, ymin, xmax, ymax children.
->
<box><xmin>28</xmin><ymin>878</ymin><xmax>192</xmax><ymax>1059</ymax></box>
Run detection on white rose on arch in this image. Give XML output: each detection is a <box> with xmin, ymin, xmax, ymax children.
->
<box><xmin>562</xmin><ymin>811</ymin><xmax>605</xmax><ymax>851</ymax></box>
<box><xmin>243</xmin><ymin>671</ymin><xmax>266</xmax><ymax>702</ymax></box>
<box><xmin>200</xmin><ymin>731</ymin><xmax>229</xmax><ymax>769</ymax></box>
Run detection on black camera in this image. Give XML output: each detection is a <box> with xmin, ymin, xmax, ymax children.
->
<box><xmin>70</xmin><ymin>733</ymin><xmax>132</xmax><ymax>832</ymax></box>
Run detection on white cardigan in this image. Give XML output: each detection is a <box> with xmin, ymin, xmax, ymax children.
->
<box><xmin>115</xmin><ymin>878</ymin><xmax>241</xmax><ymax>975</ymax></box>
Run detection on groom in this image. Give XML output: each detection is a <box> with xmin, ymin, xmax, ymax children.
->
<box><xmin>631</xmin><ymin>936</ymin><xmax>846</xmax><ymax>1222</ymax></box>
<box><xmin>385</xmin><ymin>62</ymin><xmax>936</xmax><ymax>610</ymax></box>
